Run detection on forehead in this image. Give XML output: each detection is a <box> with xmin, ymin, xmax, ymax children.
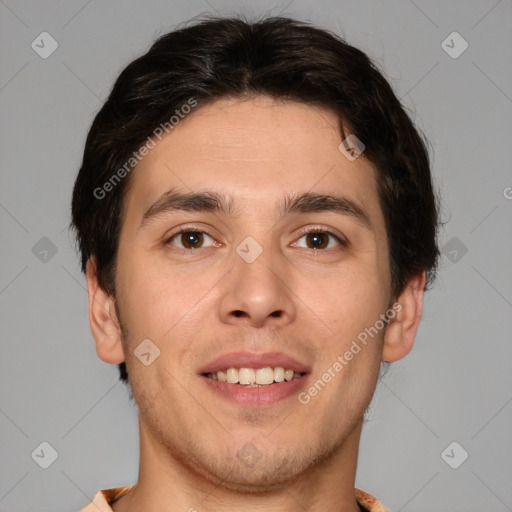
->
<box><xmin>122</xmin><ymin>96</ymin><xmax>385</xmax><ymax>234</ymax></box>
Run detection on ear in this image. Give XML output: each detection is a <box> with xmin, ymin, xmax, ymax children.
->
<box><xmin>86</xmin><ymin>256</ymin><xmax>125</xmax><ymax>364</ymax></box>
<box><xmin>382</xmin><ymin>271</ymin><xmax>426</xmax><ymax>362</ymax></box>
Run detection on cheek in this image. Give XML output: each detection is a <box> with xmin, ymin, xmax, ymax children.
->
<box><xmin>116</xmin><ymin>253</ymin><xmax>218</xmax><ymax>343</ymax></box>
<box><xmin>308</xmin><ymin>264</ymin><xmax>386</xmax><ymax>337</ymax></box>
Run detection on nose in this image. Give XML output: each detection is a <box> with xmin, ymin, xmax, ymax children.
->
<box><xmin>218</xmin><ymin>241</ymin><xmax>297</xmax><ymax>328</ymax></box>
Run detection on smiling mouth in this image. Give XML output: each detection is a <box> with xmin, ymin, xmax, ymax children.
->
<box><xmin>203</xmin><ymin>367</ymin><xmax>306</xmax><ymax>386</ymax></box>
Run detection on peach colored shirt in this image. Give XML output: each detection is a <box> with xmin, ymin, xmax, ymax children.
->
<box><xmin>79</xmin><ymin>485</ymin><xmax>389</xmax><ymax>511</ymax></box>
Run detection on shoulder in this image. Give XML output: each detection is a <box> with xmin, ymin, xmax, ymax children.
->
<box><xmin>355</xmin><ymin>487</ymin><xmax>390</xmax><ymax>512</ymax></box>
<box><xmin>78</xmin><ymin>486</ymin><xmax>134</xmax><ymax>512</ymax></box>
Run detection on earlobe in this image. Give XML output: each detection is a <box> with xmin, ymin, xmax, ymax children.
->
<box><xmin>382</xmin><ymin>271</ymin><xmax>426</xmax><ymax>362</ymax></box>
<box><xmin>86</xmin><ymin>257</ymin><xmax>126</xmax><ymax>365</ymax></box>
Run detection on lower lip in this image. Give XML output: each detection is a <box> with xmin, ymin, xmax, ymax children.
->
<box><xmin>201</xmin><ymin>375</ymin><xmax>309</xmax><ymax>407</ymax></box>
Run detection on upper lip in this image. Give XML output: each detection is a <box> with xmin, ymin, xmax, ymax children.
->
<box><xmin>198</xmin><ymin>351</ymin><xmax>311</xmax><ymax>375</ymax></box>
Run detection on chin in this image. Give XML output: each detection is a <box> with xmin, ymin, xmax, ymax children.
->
<box><xmin>180</xmin><ymin>438</ymin><xmax>335</xmax><ymax>494</ymax></box>
<box><xmin>209</xmin><ymin>455</ymin><xmax>307</xmax><ymax>493</ymax></box>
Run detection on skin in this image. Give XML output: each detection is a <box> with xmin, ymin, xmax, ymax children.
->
<box><xmin>86</xmin><ymin>95</ymin><xmax>426</xmax><ymax>512</ymax></box>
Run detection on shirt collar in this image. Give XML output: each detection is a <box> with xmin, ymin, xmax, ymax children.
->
<box><xmin>80</xmin><ymin>485</ymin><xmax>389</xmax><ymax>512</ymax></box>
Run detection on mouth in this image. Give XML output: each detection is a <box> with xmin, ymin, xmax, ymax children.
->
<box><xmin>203</xmin><ymin>366</ymin><xmax>306</xmax><ymax>386</ymax></box>
<box><xmin>198</xmin><ymin>352</ymin><xmax>311</xmax><ymax>406</ymax></box>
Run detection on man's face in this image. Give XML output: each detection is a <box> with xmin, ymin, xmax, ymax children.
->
<box><xmin>113</xmin><ymin>96</ymin><xmax>392</xmax><ymax>489</ymax></box>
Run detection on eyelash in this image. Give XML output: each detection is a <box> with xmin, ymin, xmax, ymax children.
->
<box><xmin>164</xmin><ymin>225</ymin><xmax>347</xmax><ymax>252</ymax></box>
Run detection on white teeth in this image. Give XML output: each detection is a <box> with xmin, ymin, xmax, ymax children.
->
<box><xmin>255</xmin><ymin>367</ymin><xmax>275</xmax><ymax>385</ymax></box>
<box><xmin>274</xmin><ymin>367</ymin><xmax>285</xmax><ymax>382</ymax></box>
<box><xmin>239</xmin><ymin>368</ymin><xmax>255</xmax><ymax>385</ymax></box>
<box><xmin>207</xmin><ymin>367</ymin><xmax>304</xmax><ymax>386</ymax></box>
<box><xmin>226</xmin><ymin>368</ymin><xmax>239</xmax><ymax>384</ymax></box>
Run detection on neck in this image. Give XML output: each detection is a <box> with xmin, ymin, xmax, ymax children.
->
<box><xmin>112</xmin><ymin>418</ymin><xmax>365</xmax><ymax>512</ymax></box>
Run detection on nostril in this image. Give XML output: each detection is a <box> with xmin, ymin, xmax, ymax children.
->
<box><xmin>233</xmin><ymin>310</ymin><xmax>245</xmax><ymax>318</ymax></box>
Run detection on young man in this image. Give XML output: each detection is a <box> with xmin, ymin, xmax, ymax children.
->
<box><xmin>72</xmin><ymin>15</ymin><xmax>440</xmax><ymax>512</ymax></box>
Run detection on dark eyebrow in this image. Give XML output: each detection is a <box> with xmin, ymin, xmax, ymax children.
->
<box><xmin>140</xmin><ymin>189</ymin><xmax>235</xmax><ymax>228</ymax></box>
<box><xmin>140</xmin><ymin>188</ymin><xmax>372</xmax><ymax>231</ymax></box>
<box><xmin>279</xmin><ymin>191</ymin><xmax>372</xmax><ymax>230</ymax></box>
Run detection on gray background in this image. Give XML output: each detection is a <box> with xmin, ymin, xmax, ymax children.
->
<box><xmin>1</xmin><ymin>1</ymin><xmax>511</xmax><ymax>511</ymax></box>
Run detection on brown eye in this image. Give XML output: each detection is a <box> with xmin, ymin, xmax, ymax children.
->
<box><xmin>293</xmin><ymin>229</ymin><xmax>346</xmax><ymax>250</ymax></box>
<box><xmin>166</xmin><ymin>230</ymin><xmax>215</xmax><ymax>250</ymax></box>
<box><xmin>305</xmin><ymin>232</ymin><xmax>329</xmax><ymax>249</ymax></box>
